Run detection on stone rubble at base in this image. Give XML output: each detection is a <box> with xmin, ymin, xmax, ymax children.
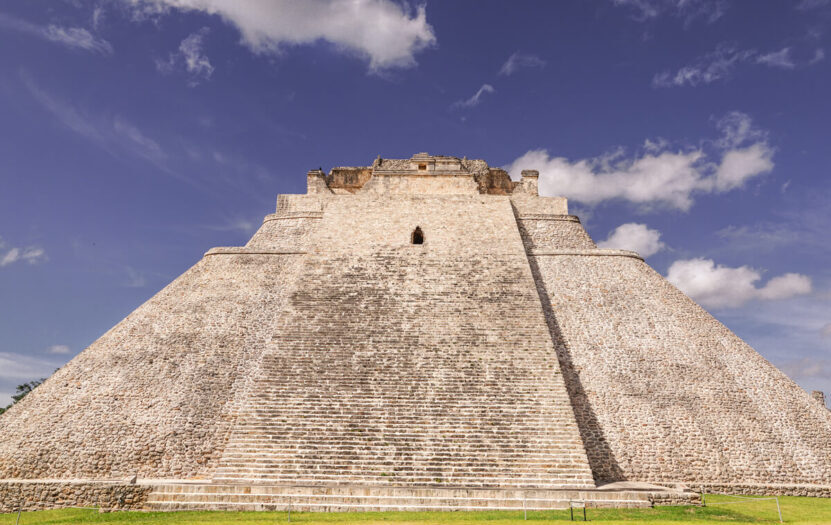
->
<box><xmin>0</xmin><ymin>153</ymin><xmax>829</xmax><ymax>512</ymax></box>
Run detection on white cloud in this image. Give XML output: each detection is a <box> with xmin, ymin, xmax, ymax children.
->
<box><xmin>0</xmin><ymin>238</ymin><xmax>46</xmax><ymax>268</ymax></box>
<box><xmin>506</xmin><ymin>111</ymin><xmax>773</xmax><ymax>210</ymax></box>
<box><xmin>598</xmin><ymin>223</ymin><xmax>665</xmax><ymax>257</ymax></box>
<box><xmin>756</xmin><ymin>47</ymin><xmax>796</xmax><ymax>69</ymax></box>
<box><xmin>507</xmin><ymin>148</ymin><xmax>707</xmax><ymax>210</ymax></box>
<box><xmin>756</xmin><ymin>273</ymin><xmax>813</xmax><ymax>301</ymax></box>
<box><xmin>499</xmin><ymin>53</ymin><xmax>545</xmax><ymax>76</ymax></box>
<box><xmin>453</xmin><ymin>84</ymin><xmax>495</xmax><ymax>109</ymax></box>
<box><xmin>810</xmin><ymin>48</ymin><xmax>825</xmax><ymax>64</ymax></box>
<box><xmin>0</xmin><ymin>12</ymin><xmax>112</xmax><ymax>55</ymax></box>
<box><xmin>157</xmin><ymin>27</ymin><xmax>215</xmax><ymax>86</ymax></box>
<box><xmin>46</xmin><ymin>345</ymin><xmax>71</xmax><ymax>355</ymax></box>
<box><xmin>121</xmin><ymin>0</ymin><xmax>436</xmax><ymax>72</ymax></box>
<box><xmin>0</xmin><ymin>248</ymin><xmax>19</xmax><ymax>267</ymax></box>
<box><xmin>666</xmin><ymin>258</ymin><xmax>812</xmax><ymax>309</ymax></box>
<box><xmin>714</xmin><ymin>143</ymin><xmax>774</xmax><ymax>191</ymax></box>
<box><xmin>822</xmin><ymin>323</ymin><xmax>831</xmax><ymax>338</ymax></box>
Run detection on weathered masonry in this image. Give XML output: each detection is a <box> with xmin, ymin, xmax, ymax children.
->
<box><xmin>1</xmin><ymin>153</ymin><xmax>830</xmax><ymax>512</ymax></box>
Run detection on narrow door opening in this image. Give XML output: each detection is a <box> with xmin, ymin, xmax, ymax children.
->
<box><xmin>411</xmin><ymin>226</ymin><xmax>424</xmax><ymax>245</ymax></box>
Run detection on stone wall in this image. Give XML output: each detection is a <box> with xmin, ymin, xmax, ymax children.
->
<box><xmin>528</xmin><ymin>253</ymin><xmax>831</xmax><ymax>485</ymax></box>
<box><xmin>361</xmin><ymin>174</ymin><xmax>481</xmax><ymax>195</ymax></box>
<box><xmin>692</xmin><ymin>483</ymin><xmax>831</xmax><ymax>497</ymax></box>
<box><xmin>0</xmin><ymin>481</ymin><xmax>150</xmax><ymax>512</ymax></box>
<box><xmin>515</xmin><ymin>215</ymin><xmax>596</xmax><ymax>251</ymax></box>
<box><xmin>0</xmin><ymin>252</ymin><xmax>308</xmax><ymax>480</ymax></box>
<box><xmin>245</xmin><ymin>215</ymin><xmax>320</xmax><ymax>251</ymax></box>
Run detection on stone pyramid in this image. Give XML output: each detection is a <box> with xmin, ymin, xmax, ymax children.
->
<box><xmin>1</xmin><ymin>153</ymin><xmax>829</xmax><ymax>511</ymax></box>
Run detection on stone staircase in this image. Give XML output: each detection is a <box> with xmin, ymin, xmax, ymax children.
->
<box><xmin>146</xmin><ymin>483</ymin><xmax>659</xmax><ymax>511</ymax></box>
<box><xmin>211</xmin><ymin>250</ymin><xmax>595</xmax><ymax>490</ymax></box>
<box><xmin>203</xmin><ymin>196</ymin><xmax>600</xmax><ymax>506</ymax></box>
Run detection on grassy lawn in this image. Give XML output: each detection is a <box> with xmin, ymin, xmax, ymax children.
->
<box><xmin>1</xmin><ymin>495</ymin><xmax>830</xmax><ymax>525</ymax></box>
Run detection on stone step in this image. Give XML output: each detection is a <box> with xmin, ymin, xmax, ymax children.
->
<box><xmin>225</xmin><ymin>435</ymin><xmax>583</xmax><ymax>441</ymax></box>
<box><xmin>213</xmin><ymin>465</ymin><xmax>593</xmax><ymax>475</ymax></box>
<box><xmin>146</xmin><ymin>498</ymin><xmax>649</xmax><ymax>511</ymax></box>
<box><xmin>215</xmin><ymin>456</ymin><xmax>591</xmax><ymax>466</ymax></box>
<box><xmin>211</xmin><ymin>471</ymin><xmax>594</xmax><ymax>479</ymax></box>
<box><xmin>143</xmin><ymin>483</ymin><xmax>672</xmax><ymax>512</ymax></box>
<box><xmin>211</xmin><ymin>476</ymin><xmax>595</xmax><ymax>487</ymax></box>
<box><xmin>150</xmin><ymin>484</ymin><xmax>643</xmax><ymax>498</ymax></box>
<box><xmin>216</xmin><ymin>444</ymin><xmax>583</xmax><ymax>456</ymax></box>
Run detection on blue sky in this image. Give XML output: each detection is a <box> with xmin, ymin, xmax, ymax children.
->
<box><xmin>1</xmin><ymin>0</ymin><xmax>830</xmax><ymax>405</ymax></box>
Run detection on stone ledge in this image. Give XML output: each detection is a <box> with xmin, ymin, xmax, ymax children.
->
<box><xmin>204</xmin><ymin>247</ymin><xmax>307</xmax><ymax>256</ymax></box>
<box><xmin>517</xmin><ymin>215</ymin><xmax>581</xmax><ymax>222</ymax></box>
<box><xmin>263</xmin><ymin>212</ymin><xmax>324</xmax><ymax>222</ymax></box>
<box><xmin>529</xmin><ymin>249</ymin><xmax>643</xmax><ymax>260</ymax></box>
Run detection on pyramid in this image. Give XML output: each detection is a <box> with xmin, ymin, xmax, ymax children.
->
<box><xmin>1</xmin><ymin>153</ymin><xmax>829</xmax><ymax>512</ymax></box>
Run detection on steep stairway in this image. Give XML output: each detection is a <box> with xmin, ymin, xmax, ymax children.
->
<box><xmin>211</xmin><ymin>196</ymin><xmax>595</xmax><ymax>492</ymax></box>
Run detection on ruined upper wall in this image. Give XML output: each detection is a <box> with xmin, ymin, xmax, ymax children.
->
<box><xmin>306</xmin><ymin>153</ymin><xmax>544</xmax><ymax>197</ymax></box>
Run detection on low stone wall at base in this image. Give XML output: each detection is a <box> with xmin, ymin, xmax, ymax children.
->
<box><xmin>649</xmin><ymin>491</ymin><xmax>702</xmax><ymax>506</ymax></box>
<box><xmin>690</xmin><ymin>483</ymin><xmax>831</xmax><ymax>498</ymax></box>
<box><xmin>0</xmin><ymin>480</ymin><xmax>151</xmax><ymax>512</ymax></box>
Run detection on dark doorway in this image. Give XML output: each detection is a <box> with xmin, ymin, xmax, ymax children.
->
<box><xmin>411</xmin><ymin>226</ymin><xmax>424</xmax><ymax>245</ymax></box>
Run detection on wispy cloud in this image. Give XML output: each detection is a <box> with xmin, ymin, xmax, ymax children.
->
<box><xmin>92</xmin><ymin>7</ymin><xmax>105</xmax><ymax>31</ymax></box>
<box><xmin>610</xmin><ymin>0</ymin><xmax>727</xmax><ymax>24</ymax></box>
<box><xmin>756</xmin><ymin>47</ymin><xmax>796</xmax><ymax>69</ymax></box>
<box><xmin>0</xmin><ymin>12</ymin><xmax>112</xmax><ymax>55</ymax></box>
<box><xmin>0</xmin><ymin>237</ymin><xmax>46</xmax><ymax>268</ymax></box>
<box><xmin>797</xmin><ymin>0</ymin><xmax>830</xmax><ymax>10</ymax></box>
<box><xmin>452</xmin><ymin>84</ymin><xmax>495</xmax><ymax>109</ymax></box>
<box><xmin>20</xmin><ymin>71</ymin><xmax>199</xmax><ymax>186</ymax></box>
<box><xmin>655</xmin><ymin>43</ymin><xmax>823</xmax><ymax>87</ymax></box>
<box><xmin>507</xmin><ymin>111</ymin><xmax>773</xmax><ymax>210</ymax></box>
<box><xmin>653</xmin><ymin>44</ymin><xmax>754</xmax><ymax>87</ymax></box>
<box><xmin>0</xmin><ymin>352</ymin><xmax>58</xmax><ymax>381</ymax></box>
<box><xmin>156</xmin><ymin>27</ymin><xmax>214</xmax><ymax>86</ymax></box>
<box><xmin>120</xmin><ymin>0</ymin><xmax>435</xmax><ymax>72</ymax></box>
<box><xmin>499</xmin><ymin>52</ymin><xmax>545</xmax><ymax>76</ymax></box>
<box><xmin>780</xmin><ymin>357</ymin><xmax>831</xmax><ymax>382</ymax></box>
<box><xmin>46</xmin><ymin>345</ymin><xmax>71</xmax><ymax>355</ymax></box>
<box><xmin>123</xmin><ymin>266</ymin><xmax>147</xmax><ymax>288</ymax></box>
<box><xmin>204</xmin><ymin>216</ymin><xmax>258</xmax><ymax>235</ymax></box>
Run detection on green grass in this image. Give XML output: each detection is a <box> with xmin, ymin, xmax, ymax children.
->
<box><xmin>1</xmin><ymin>495</ymin><xmax>830</xmax><ymax>525</ymax></box>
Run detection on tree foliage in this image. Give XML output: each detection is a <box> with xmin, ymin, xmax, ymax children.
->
<box><xmin>0</xmin><ymin>379</ymin><xmax>44</xmax><ymax>415</ymax></box>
